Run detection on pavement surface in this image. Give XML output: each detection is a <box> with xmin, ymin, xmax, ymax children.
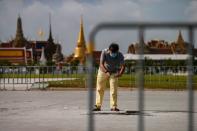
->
<box><xmin>0</xmin><ymin>90</ymin><xmax>196</xmax><ymax>131</ymax></box>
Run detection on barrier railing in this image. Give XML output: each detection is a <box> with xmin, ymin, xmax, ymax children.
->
<box><xmin>0</xmin><ymin>66</ymin><xmax>91</xmax><ymax>90</ymax></box>
<box><xmin>88</xmin><ymin>22</ymin><xmax>197</xmax><ymax>131</ymax></box>
<box><xmin>0</xmin><ymin>65</ymin><xmax>196</xmax><ymax>90</ymax></box>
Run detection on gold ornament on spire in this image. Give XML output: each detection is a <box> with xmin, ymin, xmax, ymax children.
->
<box><xmin>37</xmin><ymin>28</ymin><xmax>45</xmax><ymax>40</ymax></box>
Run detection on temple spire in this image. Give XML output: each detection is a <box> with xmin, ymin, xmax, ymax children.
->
<box><xmin>177</xmin><ymin>30</ymin><xmax>185</xmax><ymax>49</ymax></box>
<box><xmin>48</xmin><ymin>13</ymin><xmax>54</xmax><ymax>43</ymax></box>
<box><xmin>13</xmin><ymin>15</ymin><xmax>26</xmax><ymax>47</ymax></box>
<box><xmin>77</xmin><ymin>16</ymin><xmax>86</xmax><ymax>47</ymax></box>
<box><xmin>73</xmin><ymin>16</ymin><xmax>86</xmax><ymax>64</ymax></box>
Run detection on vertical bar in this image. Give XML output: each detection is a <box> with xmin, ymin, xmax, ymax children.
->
<box><xmin>0</xmin><ymin>67</ymin><xmax>1</xmax><ymax>91</ymax></box>
<box><xmin>130</xmin><ymin>67</ymin><xmax>132</xmax><ymax>88</ymax></box>
<box><xmin>3</xmin><ymin>67</ymin><xmax>6</xmax><ymax>90</ymax></box>
<box><xmin>47</xmin><ymin>66</ymin><xmax>48</xmax><ymax>84</ymax></box>
<box><xmin>34</xmin><ymin>66</ymin><xmax>35</xmax><ymax>84</ymax></box>
<box><xmin>43</xmin><ymin>66</ymin><xmax>44</xmax><ymax>89</ymax></box>
<box><xmin>62</xmin><ymin>66</ymin><xmax>63</xmax><ymax>81</ymax></box>
<box><xmin>12</xmin><ymin>66</ymin><xmax>15</xmax><ymax>91</ymax></box>
<box><xmin>39</xmin><ymin>66</ymin><xmax>40</xmax><ymax>89</ymax></box>
<box><xmin>0</xmin><ymin>66</ymin><xmax>2</xmax><ymax>90</ymax></box>
<box><xmin>16</xmin><ymin>66</ymin><xmax>18</xmax><ymax>84</ymax></box>
<box><xmin>187</xmin><ymin>26</ymin><xmax>194</xmax><ymax>131</ymax></box>
<box><xmin>87</xmin><ymin>43</ymin><xmax>95</xmax><ymax>131</ymax></box>
<box><xmin>138</xmin><ymin>27</ymin><xmax>145</xmax><ymax>131</ymax></box>
<box><xmin>26</xmin><ymin>66</ymin><xmax>28</xmax><ymax>90</ymax></box>
<box><xmin>21</xmin><ymin>66</ymin><xmax>23</xmax><ymax>84</ymax></box>
<box><xmin>29</xmin><ymin>66</ymin><xmax>31</xmax><ymax>90</ymax></box>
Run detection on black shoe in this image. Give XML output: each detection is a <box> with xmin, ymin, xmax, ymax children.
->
<box><xmin>111</xmin><ymin>107</ymin><xmax>120</xmax><ymax>111</ymax></box>
<box><xmin>92</xmin><ymin>105</ymin><xmax>101</xmax><ymax>111</ymax></box>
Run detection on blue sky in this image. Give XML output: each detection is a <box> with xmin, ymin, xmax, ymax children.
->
<box><xmin>0</xmin><ymin>0</ymin><xmax>197</xmax><ymax>55</ymax></box>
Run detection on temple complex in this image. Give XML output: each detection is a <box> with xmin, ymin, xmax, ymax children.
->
<box><xmin>127</xmin><ymin>31</ymin><xmax>192</xmax><ymax>54</ymax></box>
<box><xmin>1</xmin><ymin>15</ymin><xmax>196</xmax><ymax>66</ymax></box>
<box><xmin>0</xmin><ymin>15</ymin><xmax>63</xmax><ymax>65</ymax></box>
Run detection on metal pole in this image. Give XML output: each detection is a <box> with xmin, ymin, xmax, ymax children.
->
<box><xmin>39</xmin><ymin>66</ymin><xmax>40</xmax><ymax>89</ymax></box>
<box><xmin>26</xmin><ymin>66</ymin><xmax>28</xmax><ymax>90</ymax></box>
<box><xmin>12</xmin><ymin>66</ymin><xmax>15</xmax><ymax>91</ymax></box>
<box><xmin>43</xmin><ymin>67</ymin><xmax>44</xmax><ymax>89</ymax></box>
<box><xmin>29</xmin><ymin>66</ymin><xmax>32</xmax><ymax>91</ymax></box>
<box><xmin>0</xmin><ymin>66</ymin><xmax>2</xmax><ymax>91</ymax></box>
<box><xmin>3</xmin><ymin>67</ymin><xmax>6</xmax><ymax>90</ymax></box>
<box><xmin>137</xmin><ymin>27</ymin><xmax>145</xmax><ymax>131</ymax></box>
<box><xmin>86</xmin><ymin>54</ymin><xmax>95</xmax><ymax>131</ymax></box>
<box><xmin>87</xmin><ymin>33</ymin><xmax>95</xmax><ymax>131</ymax></box>
<box><xmin>187</xmin><ymin>26</ymin><xmax>194</xmax><ymax>131</ymax></box>
<box><xmin>130</xmin><ymin>67</ymin><xmax>132</xmax><ymax>88</ymax></box>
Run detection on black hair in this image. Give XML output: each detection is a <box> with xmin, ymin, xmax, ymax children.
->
<box><xmin>109</xmin><ymin>43</ymin><xmax>119</xmax><ymax>53</ymax></box>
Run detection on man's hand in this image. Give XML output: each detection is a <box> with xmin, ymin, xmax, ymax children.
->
<box><xmin>106</xmin><ymin>72</ymin><xmax>111</xmax><ymax>77</ymax></box>
<box><xmin>114</xmin><ymin>72</ymin><xmax>121</xmax><ymax>78</ymax></box>
<box><xmin>114</xmin><ymin>64</ymin><xmax>125</xmax><ymax>78</ymax></box>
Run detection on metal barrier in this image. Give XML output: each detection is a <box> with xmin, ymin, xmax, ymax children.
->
<box><xmin>0</xmin><ymin>66</ymin><xmax>90</xmax><ymax>90</ymax></box>
<box><xmin>88</xmin><ymin>22</ymin><xmax>197</xmax><ymax>131</ymax></box>
<box><xmin>0</xmin><ymin>65</ymin><xmax>196</xmax><ymax>91</ymax></box>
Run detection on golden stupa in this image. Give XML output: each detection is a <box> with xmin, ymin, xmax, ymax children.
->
<box><xmin>73</xmin><ymin>16</ymin><xmax>86</xmax><ymax>64</ymax></box>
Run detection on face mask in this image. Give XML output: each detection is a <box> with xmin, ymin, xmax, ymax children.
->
<box><xmin>110</xmin><ymin>53</ymin><xmax>117</xmax><ymax>58</ymax></box>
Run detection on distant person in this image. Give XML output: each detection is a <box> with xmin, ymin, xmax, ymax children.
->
<box><xmin>93</xmin><ymin>43</ymin><xmax>125</xmax><ymax>111</ymax></box>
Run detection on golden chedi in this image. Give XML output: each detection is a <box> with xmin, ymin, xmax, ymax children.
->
<box><xmin>73</xmin><ymin>16</ymin><xmax>86</xmax><ymax>64</ymax></box>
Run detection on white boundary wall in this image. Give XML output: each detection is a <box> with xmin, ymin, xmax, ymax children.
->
<box><xmin>124</xmin><ymin>54</ymin><xmax>197</xmax><ymax>60</ymax></box>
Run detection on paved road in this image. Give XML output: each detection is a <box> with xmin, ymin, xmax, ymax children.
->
<box><xmin>0</xmin><ymin>90</ymin><xmax>196</xmax><ymax>131</ymax></box>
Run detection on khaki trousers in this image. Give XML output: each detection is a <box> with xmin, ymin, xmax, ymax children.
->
<box><xmin>96</xmin><ymin>69</ymin><xmax>118</xmax><ymax>108</ymax></box>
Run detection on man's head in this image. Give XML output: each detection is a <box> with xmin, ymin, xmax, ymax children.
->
<box><xmin>109</xmin><ymin>43</ymin><xmax>119</xmax><ymax>58</ymax></box>
<box><xmin>109</xmin><ymin>43</ymin><xmax>119</xmax><ymax>53</ymax></box>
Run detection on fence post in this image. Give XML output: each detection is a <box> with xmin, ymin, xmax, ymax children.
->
<box><xmin>137</xmin><ymin>27</ymin><xmax>145</xmax><ymax>131</ymax></box>
<box><xmin>187</xmin><ymin>26</ymin><xmax>194</xmax><ymax>131</ymax></box>
<box><xmin>0</xmin><ymin>70</ymin><xmax>1</xmax><ymax>91</ymax></box>
<box><xmin>12</xmin><ymin>67</ymin><xmax>14</xmax><ymax>90</ymax></box>
<box><xmin>3</xmin><ymin>67</ymin><xmax>6</xmax><ymax>90</ymax></box>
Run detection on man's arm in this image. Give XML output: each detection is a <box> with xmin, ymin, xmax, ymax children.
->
<box><xmin>100</xmin><ymin>60</ymin><xmax>111</xmax><ymax>77</ymax></box>
<box><xmin>100</xmin><ymin>62</ymin><xmax>108</xmax><ymax>73</ymax></box>
<box><xmin>99</xmin><ymin>50</ymin><xmax>110</xmax><ymax>76</ymax></box>
<box><xmin>115</xmin><ymin>52</ymin><xmax>125</xmax><ymax>77</ymax></box>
